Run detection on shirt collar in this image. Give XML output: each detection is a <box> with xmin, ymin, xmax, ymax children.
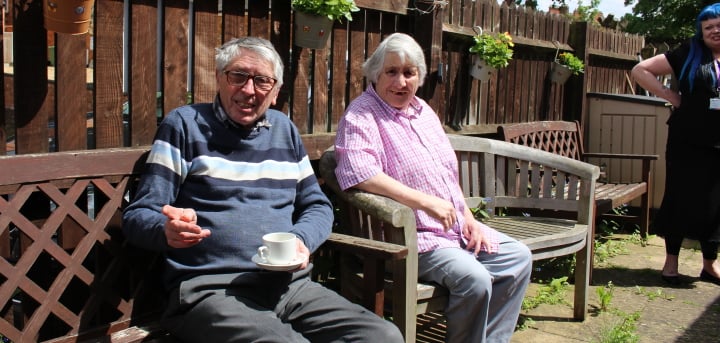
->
<box><xmin>366</xmin><ymin>85</ymin><xmax>423</xmax><ymax>118</ymax></box>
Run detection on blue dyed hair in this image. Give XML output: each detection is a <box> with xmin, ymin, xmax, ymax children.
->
<box><xmin>679</xmin><ymin>3</ymin><xmax>720</xmax><ymax>90</ymax></box>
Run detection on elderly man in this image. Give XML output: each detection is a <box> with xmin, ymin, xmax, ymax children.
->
<box><xmin>123</xmin><ymin>36</ymin><xmax>403</xmax><ymax>343</ymax></box>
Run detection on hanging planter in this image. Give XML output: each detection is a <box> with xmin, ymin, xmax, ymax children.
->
<box><xmin>470</xmin><ymin>55</ymin><xmax>496</xmax><ymax>82</ymax></box>
<box><xmin>43</xmin><ymin>0</ymin><xmax>94</xmax><ymax>35</ymax></box>
<box><xmin>292</xmin><ymin>0</ymin><xmax>359</xmax><ymax>49</ymax></box>
<box><xmin>550</xmin><ymin>41</ymin><xmax>584</xmax><ymax>84</ymax></box>
<box><xmin>550</xmin><ymin>61</ymin><xmax>573</xmax><ymax>84</ymax></box>
<box><xmin>468</xmin><ymin>26</ymin><xmax>513</xmax><ymax>82</ymax></box>
<box><xmin>293</xmin><ymin>11</ymin><xmax>334</xmax><ymax>49</ymax></box>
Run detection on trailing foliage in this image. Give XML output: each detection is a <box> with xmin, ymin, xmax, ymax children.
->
<box><xmin>521</xmin><ymin>276</ymin><xmax>570</xmax><ymax>310</ymax></box>
<box><xmin>557</xmin><ymin>52</ymin><xmax>585</xmax><ymax>75</ymax></box>
<box><xmin>469</xmin><ymin>31</ymin><xmax>514</xmax><ymax>69</ymax></box>
<box><xmin>292</xmin><ymin>0</ymin><xmax>359</xmax><ymax>22</ymax></box>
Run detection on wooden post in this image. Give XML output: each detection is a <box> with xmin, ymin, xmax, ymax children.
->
<box><xmin>0</xmin><ymin>1</ymin><xmax>5</xmax><ymax>155</ymax></box>
<box><xmin>13</xmin><ymin>0</ymin><xmax>50</xmax><ymax>154</ymax></box>
<box><xmin>413</xmin><ymin>3</ymin><xmax>445</xmax><ymax>115</ymax></box>
<box><xmin>565</xmin><ymin>21</ymin><xmax>588</xmax><ymax>124</ymax></box>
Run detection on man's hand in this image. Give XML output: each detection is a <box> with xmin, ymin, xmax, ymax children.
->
<box><xmin>162</xmin><ymin>205</ymin><xmax>211</xmax><ymax>248</ymax></box>
<box><xmin>294</xmin><ymin>238</ymin><xmax>311</xmax><ymax>270</ymax></box>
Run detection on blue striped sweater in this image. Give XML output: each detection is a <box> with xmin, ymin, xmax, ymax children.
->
<box><xmin>122</xmin><ymin>102</ymin><xmax>333</xmax><ymax>289</ymax></box>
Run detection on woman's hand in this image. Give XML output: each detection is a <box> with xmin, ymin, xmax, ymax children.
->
<box><xmin>420</xmin><ymin>196</ymin><xmax>457</xmax><ymax>231</ymax></box>
<box><xmin>461</xmin><ymin>212</ymin><xmax>497</xmax><ymax>255</ymax></box>
<box><xmin>162</xmin><ymin>205</ymin><xmax>211</xmax><ymax>248</ymax></box>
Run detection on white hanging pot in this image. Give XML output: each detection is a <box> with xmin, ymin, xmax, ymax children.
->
<box><xmin>550</xmin><ymin>61</ymin><xmax>573</xmax><ymax>84</ymax></box>
<box><xmin>470</xmin><ymin>55</ymin><xmax>495</xmax><ymax>82</ymax></box>
<box><xmin>293</xmin><ymin>11</ymin><xmax>333</xmax><ymax>49</ymax></box>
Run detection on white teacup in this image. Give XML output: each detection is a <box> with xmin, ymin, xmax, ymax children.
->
<box><xmin>257</xmin><ymin>232</ymin><xmax>297</xmax><ymax>265</ymax></box>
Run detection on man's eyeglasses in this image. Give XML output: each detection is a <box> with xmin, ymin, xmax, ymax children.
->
<box><xmin>223</xmin><ymin>70</ymin><xmax>277</xmax><ymax>91</ymax></box>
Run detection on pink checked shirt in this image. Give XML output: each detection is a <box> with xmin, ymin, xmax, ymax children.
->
<box><xmin>335</xmin><ymin>85</ymin><xmax>499</xmax><ymax>254</ymax></box>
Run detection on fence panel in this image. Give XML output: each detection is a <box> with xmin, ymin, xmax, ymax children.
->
<box><xmin>2</xmin><ymin>0</ymin><xmax>644</xmax><ymax>157</ymax></box>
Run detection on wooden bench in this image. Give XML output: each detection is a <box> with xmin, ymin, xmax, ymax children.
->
<box><xmin>0</xmin><ymin>148</ymin><xmax>406</xmax><ymax>343</ymax></box>
<box><xmin>497</xmin><ymin>120</ymin><xmax>658</xmax><ymax>237</ymax></box>
<box><xmin>319</xmin><ymin>135</ymin><xmax>600</xmax><ymax>343</ymax></box>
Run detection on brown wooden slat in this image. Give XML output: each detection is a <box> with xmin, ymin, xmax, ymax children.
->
<box><xmin>330</xmin><ymin>21</ymin><xmax>348</xmax><ymax>132</ymax></box>
<box><xmin>0</xmin><ymin>2</ymin><xmax>5</xmax><ymax>156</ymax></box>
<box><xmin>13</xmin><ymin>0</ymin><xmax>49</xmax><ymax>154</ymax></box>
<box><xmin>221</xmin><ymin>0</ymin><xmax>247</xmax><ymax>43</ymax></box>
<box><xmin>94</xmin><ymin>0</ymin><xmax>126</xmax><ymax>149</ymax></box>
<box><xmin>270</xmin><ymin>0</ymin><xmax>292</xmax><ymax>114</ymax></box>
<box><xmin>55</xmin><ymin>33</ymin><xmax>89</xmax><ymax>151</ymax></box>
<box><xmin>130</xmin><ymin>0</ymin><xmax>160</xmax><ymax>146</ymax></box>
<box><xmin>163</xmin><ymin>0</ymin><xmax>190</xmax><ymax>113</ymax></box>
<box><xmin>192</xmin><ymin>0</ymin><xmax>219</xmax><ymax>104</ymax></box>
<box><xmin>0</xmin><ymin>148</ymin><xmax>148</xmax><ymax>186</ymax></box>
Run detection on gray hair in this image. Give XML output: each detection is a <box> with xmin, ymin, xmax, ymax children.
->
<box><xmin>215</xmin><ymin>37</ymin><xmax>284</xmax><ymax>88</ymax></box>
<box><xmin>362</xmin><ymin>33</ymin><xmax>427</xmax><ymax>87</ymax></box>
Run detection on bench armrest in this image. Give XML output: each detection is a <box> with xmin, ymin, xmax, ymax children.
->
<box><xmin>324</xmin><ymin>233</ymin><xmax>408</xmax><ymax>261</ymax></box>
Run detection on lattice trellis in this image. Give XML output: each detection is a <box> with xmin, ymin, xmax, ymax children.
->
<box><xmin>0</xmin><ymin>148</ymin><xmax>163</xmax><ymax>342</ymax></box>
<box><xmin>502</xmin><ymin>121</ymin><xmax>583</xmax><ymax>160</ymax></box>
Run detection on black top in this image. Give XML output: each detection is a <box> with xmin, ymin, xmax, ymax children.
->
<box><xmin>665</xmin><ymin>41</ymin><xmax>720</xmax><ymax>148</ymax></box>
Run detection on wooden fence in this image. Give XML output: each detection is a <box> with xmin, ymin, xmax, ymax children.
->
<box><xmin>1</xmin><ymin>0</ymin><xmax>644</xmax><ymax>157</ymax></box>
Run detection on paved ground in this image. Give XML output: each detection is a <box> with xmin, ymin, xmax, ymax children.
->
<box><xmin>417</xmin><ymin>234</ymin><xmax>720</xmax><ymax>343</ymax></box>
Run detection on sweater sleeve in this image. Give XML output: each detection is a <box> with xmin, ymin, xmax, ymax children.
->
<box><xmin>287</xmin><ymin>122</ymin><xmax>333</xmax><ymax>253</ymax></box>
<box><xmin>122</xmin><ymin>112</ymin><xmax>188</xmax><ymax>251</ymax></box>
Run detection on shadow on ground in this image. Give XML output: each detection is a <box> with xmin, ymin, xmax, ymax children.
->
<box><xmin>505</xmin><ymin>235</ymin><xmax>720</xmax><ymax>343</ymax></box>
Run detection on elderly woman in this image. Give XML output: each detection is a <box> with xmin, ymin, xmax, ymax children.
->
<box><xmin>334</xmin><ymin>32</ymin><xmax>532</xmax><ymax>342</ymax></box>
<box><xmin>632</xmin><ymin>3</ymin><xmax>720</xmax><ymax>286</ymax></box>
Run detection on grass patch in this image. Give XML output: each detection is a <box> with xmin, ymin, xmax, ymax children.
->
<box><xmin>634</xmin><ymin>286</ymin><xmax>674</xmax><ymax>301</ymax></box>
<box><xmin>522</xmin><ymin>276</ymin><xmax>570</xmax><ymax>311</ymax></box>
<box><xmin>592</xmin><ymin>310</ymin><xmax>641</xmax><ymax>343</ymax></box>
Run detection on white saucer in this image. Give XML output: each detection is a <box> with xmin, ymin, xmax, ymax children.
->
<box><xmin>252</xmin><ymin>254</ymin><xmax>306</xmax><ymax>271</ymax></box>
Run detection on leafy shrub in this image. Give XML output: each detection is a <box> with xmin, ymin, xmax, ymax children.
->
<box><xmin>469</xmin><ymin>31</ymin><xmax>514</xmax><ymax>69</ymax></box>
<box><xmin>292</xmin><ymin>0</ymin><xmax>359</xmax><ymax>22</ymax></box>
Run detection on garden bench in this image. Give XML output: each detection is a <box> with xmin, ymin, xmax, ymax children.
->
<box><xmin>0</xmin><ymin>148</ymin><xmax>405</xmax><ymax>343</ymax></box>
<box><xmin>319</xmin><ymin>135</ymin><xmax>600</xmax><ymax>343</ymax></box>
<box><xmin>498</xmin><ymin>121</ymin><xmax>658</xmax><ymax>237</ymax></box>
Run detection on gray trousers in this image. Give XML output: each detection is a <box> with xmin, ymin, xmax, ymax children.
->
<box><xmin>161</xmin><ymin>268</ymin><xmax>404</xmax><ymax>342</ymax></box>
<box><xmin>418</xmin><ymin>232</ymin><xmax>532</xmax><ymax>343</ymax></box>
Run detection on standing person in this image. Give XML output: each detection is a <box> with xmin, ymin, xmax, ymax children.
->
<box><xmin>122</xmin><ymin>36</ymin><xmax>404</xmax><ymax>342</ymax></box>
<box><xmin>333</xmin><ymin>32</ymin><xmax>532</xmax><ymax>343</ymax></box>
<box><xmin>632</xmin><ymin>3</ymin><xmax>720</xmax><ymax>286</ymax></box>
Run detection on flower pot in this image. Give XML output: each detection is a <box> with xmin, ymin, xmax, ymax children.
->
<box><xmin>293</xmin><ymin>11</ymin><xmax>334</xmax><ymax>49</ymax></box>
<box><xmin>550</xmin><ymin>61</ymin><xmax>573</xmax><ymax>84</ymax></box>
<box><xmin>470</xmin><ymin>56</ymin><xmax>496</xmax><ymax>82</ymax></box>
<box><xmin>43</xmin><ymin>0</ymin><xmax>94</xmax><ymax>35</ymax></box>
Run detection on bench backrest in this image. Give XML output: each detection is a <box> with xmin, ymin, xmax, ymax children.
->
<box><xmin>0</xmin><ymin>148</ymin><xmax>164</xmax><ymax>342</ymax></box>
<box><xmin>318</xmin><ymin>135</ymin><xmax>598</xmax><ymax>341</ymax></box>
<box><xmin>497</xmin><ymin>120</ymin><xmax>584</xmax><ymax>160</ymax></box>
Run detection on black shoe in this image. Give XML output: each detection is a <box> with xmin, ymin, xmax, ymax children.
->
<box><xmin>699</xmin><ymin>270</ymin><xmax>720</xmax><ymax>286</ymax></box>
<box><xmin>661</xmin><ymin>273</ymin><xmax>681</xmax><ymax>285</ymax></box>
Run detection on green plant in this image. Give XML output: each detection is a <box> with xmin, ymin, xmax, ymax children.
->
<box><xmin>556</xmin><ymin>52</ymin><xmax>585</xmax><ymax>75</ymax></box>
<box><xmin>292</xmin><ymin>0</ymin><xmax>359</xmax><ymax>22</ymax></box>
<box><xmin>634</xmin><ymin>286</ymin><xmax>675</xmax><ymax>301</ymax></box>
<box><xmin>470</xmin><ymin>197</ymin><xmax>493</xmax><ymax>222</ymax></box>
<box><xmin>522</xmin><ymin>276</ymin><xmax>569</xmax><ymax>310</ymax></box>
<box><xmin>594</xmin><ymin>239</ymin><xmax>628</xmax><ymax>264</ymax></box>
<box><xmin>593</xmin><ymin>310</ymin><xmax>640</xmax><ymax>343</ymax></box>
<box><xmin>597</xmin><ymin>281</ymin><xmax>614</xmax><ymax>312</ymax></box>
<box><xmin>469</xmin><ymin>31</ymin><xmax>514</xmax><ymax>69</ymax></box>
